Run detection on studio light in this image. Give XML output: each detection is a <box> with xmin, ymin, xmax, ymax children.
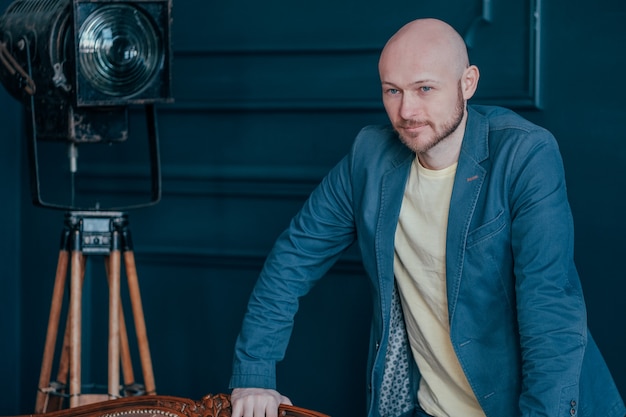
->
<box><xmin>0</xmin><ymin>0</ymin><xmax>172</xmax><ymax>209</ymax></box>
<box><xmin>0</xmin><ymin>1</ymin><xmax>174</xmax><ymax>408</ymax></box>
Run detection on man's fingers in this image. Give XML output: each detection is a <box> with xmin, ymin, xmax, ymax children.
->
<box><xmin>230</xmin><ymin>388</ymin><xmax>286</xmax><ymax>417</ymax></box>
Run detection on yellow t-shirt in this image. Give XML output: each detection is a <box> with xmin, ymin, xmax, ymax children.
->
<box><xmin>394</xmin><ymin>158</ymin><xmax>485</xmax><ymax>417</ymax></box>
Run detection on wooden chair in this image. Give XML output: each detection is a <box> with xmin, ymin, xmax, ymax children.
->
<box><xmin>7</xmin><ymin>394</ymin><xmax>330</xmax><ymax>417</ymax></box>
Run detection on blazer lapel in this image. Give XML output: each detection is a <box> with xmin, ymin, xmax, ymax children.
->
<box><xmin>376</xmin><ymin>146</ymin><xmax>413</xmax><ymax>312</ymax></box>
<box><xmin>445</xmin><ymin>107</ymin><xmax>490</xmax><ymax>323</ymax></box>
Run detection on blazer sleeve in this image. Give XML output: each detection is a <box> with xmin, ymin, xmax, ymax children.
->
<box><xmin>509</xmin><ymin>129</ymin><xmax>587</xmax><ymax>416</ymax></box>
<box><xmin>229</xmin><ymin>150</ymin><xmax>358</xmax><ymax>389</ymax></box>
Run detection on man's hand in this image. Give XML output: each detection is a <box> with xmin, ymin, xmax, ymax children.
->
<box><xmin>230</xmin><ymin>387</ymin><xmax>292</xmax><ymax>417</ymax></box>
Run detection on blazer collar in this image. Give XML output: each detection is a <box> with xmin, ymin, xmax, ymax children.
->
<box><xmin>460</xmin><ymin>105</ymin><xmax>490</xmax><ymax>165</ymax></box>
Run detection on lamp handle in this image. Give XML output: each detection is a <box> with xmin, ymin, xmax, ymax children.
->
<box><xmin>0</xmin><ymin>40</ymin><xmax>36</xmax><ymax>95</ymax></box>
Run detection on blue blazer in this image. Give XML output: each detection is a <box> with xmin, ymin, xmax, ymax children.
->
<box><xmin>231</xmin><ymin>106</ymin><xmax>625</xmax><ymax>417</ymax></box>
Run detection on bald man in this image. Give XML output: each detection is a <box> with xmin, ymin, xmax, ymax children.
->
<box><xmin>229</xmin><ymin>19</ymin><xmax>625</xmax><ymax>417</ymax></box>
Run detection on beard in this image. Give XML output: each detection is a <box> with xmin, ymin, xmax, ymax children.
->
<box><xmin>395</xmin><ymin>84</ymin><xmax>466</xmax><ymax>154</ymax></box>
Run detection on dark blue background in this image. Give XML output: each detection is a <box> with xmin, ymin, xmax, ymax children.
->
<box><xmin>1</xmin><ymin>0</ymin><xmax>624</xmax><ymax>415</ymax></box>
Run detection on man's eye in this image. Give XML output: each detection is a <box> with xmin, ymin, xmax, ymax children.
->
<box><xmin>387</xmin><ymin>88</ymin><xmax>399</xmax><ymax>95</ymax></box>
<box><xmin>420</xmin><ymin>86</ymin><xmax>432</xmax><ymax>92</ymax></box>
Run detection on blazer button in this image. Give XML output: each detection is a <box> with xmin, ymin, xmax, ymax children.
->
<box><xmin>570</xmin><ymin>400</ymin><xmax>577</xmax><ymax>407</ymax></box>
<box><xmin>570</xmin><ymin>408</ymin><xmax>576</xmax><ymax>416</ymax></box>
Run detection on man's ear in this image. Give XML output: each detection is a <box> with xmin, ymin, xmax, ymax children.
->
<box><xmin>462</xmin><ymin>65</ymin><xmax>480</xmax><ymax>100</ymax></box>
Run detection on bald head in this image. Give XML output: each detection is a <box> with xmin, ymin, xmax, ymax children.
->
<box><xmin>377</xmin><ymin>19</ymin><xmax>480</xmax><ymax>168</ymax></box>
<box><xmin>379</xmin><ymin>18</ymin><xmax>470</xmax><ymax>81</ymax></box>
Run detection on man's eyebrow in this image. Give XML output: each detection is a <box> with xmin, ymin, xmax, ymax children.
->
<box><xmin>412</xmin><ymin>79</ymin><xmax>441</xmax><ymax>85</ymax></box>
<box><xmin>381</xmin><ymin>79</ymin><xmax>441</xmax><ymax>86</ymax></box>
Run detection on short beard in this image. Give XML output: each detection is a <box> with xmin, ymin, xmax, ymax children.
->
<box><xmin>396</xmin><ymin>82</ymin><xmax>466</xmax><ymax>154</ymax></box>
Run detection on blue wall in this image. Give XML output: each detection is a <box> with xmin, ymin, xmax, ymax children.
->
<box><xmin>1</xmin><ymin>0</ymin><xmax>625</xmax><ymax>415</ymax></box>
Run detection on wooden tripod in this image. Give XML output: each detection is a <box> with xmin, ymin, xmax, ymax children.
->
<box><xmin>35</xmin><ymin>211</ymin><xmax>156</xmax><ymax>413</ymax></box>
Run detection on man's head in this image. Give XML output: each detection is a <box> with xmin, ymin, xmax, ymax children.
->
<box><xmin>379</xmin><ymin>18</ymin><xmax>479</xmax><ymax>168</ymax></box>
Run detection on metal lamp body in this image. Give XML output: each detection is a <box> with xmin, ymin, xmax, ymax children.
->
<box><xmin>0</xmin><ymin>0</ymin><xmax>171</xmax><ymax>209</ymax></box>
<box><xmin>0</xmin><ymin>0</ymin><xmax>172</xmax><ymax>143</ymax></box>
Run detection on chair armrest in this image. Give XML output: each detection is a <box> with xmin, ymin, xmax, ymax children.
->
<box><xmin>5</xmin><ymin>393</ymin><xmax>330</xmax><ymax>417</ymax></box>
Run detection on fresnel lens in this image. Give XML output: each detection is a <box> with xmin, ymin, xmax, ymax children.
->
<box><xmin>76</xmin><ymin>3</ymin><xmax>165</xmax><ymax>102</ymax></box>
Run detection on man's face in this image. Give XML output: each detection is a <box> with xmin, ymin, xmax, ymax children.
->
<box><xmin>379</xmin><ymin>50</ymin><xmax>467</xmax><ymax>154</ymax></box>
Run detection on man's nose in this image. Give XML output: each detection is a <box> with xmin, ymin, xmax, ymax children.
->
<box><xmin>399</xmin><ymin>92</ymin><xmax>423</xmax><ymax>120</ymax></box>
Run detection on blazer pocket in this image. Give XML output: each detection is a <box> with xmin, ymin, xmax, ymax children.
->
<box><xmin>465</xmin><ymin>210</ymin><xmax>507</xmax><ymax>248</ymax></box>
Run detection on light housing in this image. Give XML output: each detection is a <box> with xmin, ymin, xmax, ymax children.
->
<box><xmin>0</xmin><ymin>0</ymin><xmax>172</xmax><ymax>142</ymax></box>
<box><xmin>0</xmin><ymin>0</ymin><xmax>172</xmax><ymax>210</ymax></box>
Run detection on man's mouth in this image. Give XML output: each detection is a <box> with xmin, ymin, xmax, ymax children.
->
<box><xmin>401</xmin><ymin>121</ymin><xmax>429</xmax><ymax>132</ymax></box>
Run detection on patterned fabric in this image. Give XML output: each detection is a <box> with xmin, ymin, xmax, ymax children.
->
<box><xmin>378</xmin><ymin>284</ymin><xmax>414</xmax><ymax>417</ymax></box>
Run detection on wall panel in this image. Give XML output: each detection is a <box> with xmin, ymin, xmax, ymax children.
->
<box><xmin>3</xmin><ymin>0</ymin><xmax>624</xmax><ymax>414</ymax></box>
<box><xmin>0</xmin><ymin>79</ymin><xmax>22</xmax><ymax>417</ymax></box>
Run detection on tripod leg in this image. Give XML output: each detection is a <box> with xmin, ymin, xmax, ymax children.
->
<box><xmin>124</xmin><ymin>250</ymin><xmax>156</xmax><ymax>394</ymax></box>
<box><xmin>69</xmin><ymin>249</ymin><xmax>84</xmax><ymax>408</ymax></box>
<box><xmin>35</xmin><ymin>249</ymin><xmax>69</xmax><ymax>413</ymax></box>
<box><xmin>48</xmin><ymin>254</ymin><xmax>86</xmax><ymax>411</ymax></box>
<box><xmin>105</xmin><ymin>260</ymin><xmax>136</xmax><ymax>393</ymax></box>
<box><xmin>118</xmin><ymin>303</ymin><xmax>137</xmax><ymax>392</ymax></box>
<box><xmin>107</xmin><ymin>248</ymin><xmax>122</xmax><ymax>400</ymax></box>
<box><xmin>47</xmin><ymin>306</ymin><xmax>72</xmax><ymax>411</ymax></box>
